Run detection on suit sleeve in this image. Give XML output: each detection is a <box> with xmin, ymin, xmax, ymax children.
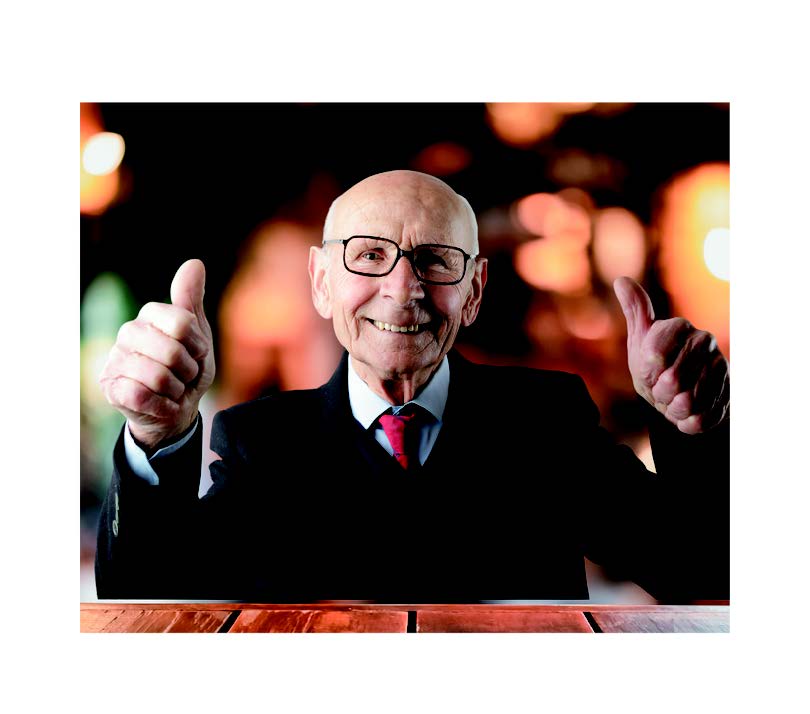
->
<box><xmin>569</xmin><ymin>375</ymin><xmax>729</xmax><ymax>603</ymax></box>
<box><xmin>94</xmin><ymin>407</ymin><xmax>260</xmax><ymax>600</ymax></box>
<box><xmin>94</xmin><ymin>421</ymin><xmax>205</xmax><ymax>599</ymax></box>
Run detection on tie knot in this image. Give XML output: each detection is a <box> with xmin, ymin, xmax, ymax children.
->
<box><xmin>378</xmin><ymin>404</ymin><xmax>422</xmax><ymax>470</ymax></box>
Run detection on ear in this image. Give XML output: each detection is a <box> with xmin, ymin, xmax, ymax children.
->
<box><xmin>461</xmin><ymin>257</ymin><xmax>487</xmax><ymax>327</ymax></box>
<box><xmin>308</xmin><ymin>246</ymin><xmax>333</xmax><ymax>319</ymax></box>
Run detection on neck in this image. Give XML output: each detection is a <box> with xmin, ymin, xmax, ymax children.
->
<box><xmin>351</xmin><ymin>360</ymin><xmax>436</xmax><ymax>405</ymax></box>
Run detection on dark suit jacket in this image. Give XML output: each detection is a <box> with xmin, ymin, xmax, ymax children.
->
<box><xmin>95</xmin><ymin>351</ymin><xmax>729</xmax><ymax>602</ymax></box>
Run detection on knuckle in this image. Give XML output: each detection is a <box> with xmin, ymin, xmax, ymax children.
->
<box><xmin>641</xmin><ymin>347</ymin><xmax>664</xmax><ymax>371</ymax></box>
<box><xmin>165</xmin><ymin>341</ymin><xmax>186</xmax><ymax>367</ymax></box>
<box><xmin>671</xmin><ymin>391</ymin><xmax>693</xmax><ymax>414</ymax></box>
<box><xmin>644</xmin><ymin>321</ymin><xmax>665</xmax><ymax>343</ymax></box>
<box><xmin>178</xmin><ymin>310</ymin><xmax>196</xmax><ymax>336</ymax></box>
<box><xmin>641</xmin><ymin>345</ymin><xmax>659</xmax><ymax>362</ymax></box>
<box><xmin>164</xmin><ymin>309</ymin><xmax>189</xmax><ymax>339</ymax></box>
<box><xmin>138</xmin><ymin>301</ymin><xmax>160</xmax><ymax>319</ymax></box>
<box><xmin>109</xmin><ymin>378</ymin><xmax>130</xmax><ymax>409</ymax></box>
<box><xmin>689</xmin><ymin>414</ymin><xmax>704</xmax><ymax>432</ymax></box>
<box><xmin>658</xmin><ymin>370</ymin><xmax>677</xmax><ymax>389</ymax></box>
<box><xmin>114</xmin><ymin>378</ymin><xmax>151</xmax><ymax>414</ymax></box>
<box><xmin>103</xmin><ymin>347</ymin><xmax>124</xmax><ymax>375</ymax></box>
<box><xmin>692</xmin><ymin>330</ymin><xmax>713</xmax><ymax>350</ymax></box>
<box><xmin>99</xmin><ymin>375</ymin><xmax>115</xmax><ymax>402</ymax></box>
<box><xmin>125</xmin><ymin>382</ymin><xmax>150</xmax><ymax>412</ymax></box>
<box><xmin>116</xmin><ymin>320</ymin><xmax>134</xmax><ymax>343</ymax></box>
<box><xmin>677</xmin><ymin>416</ymin><xmax>701</xmax><ymax>435</ymax></box>
<box><xmin>198</xmin><ymin>337</ymin><xmax>212</xmax><ymax>362</ymax></box>
<box><xmin>157</xmin><ymin>371</ymin><xmax>183</xmax><ymax>399</ymax></box>
<box><xmin>151</xmin><ymin>368</ymin><xmax>170</xmax><ymax>392</ymax></box>
<box><xmin>141</xmin><ymin>303</ymin><xmax>199</xmax><ymax>344</ymax></box>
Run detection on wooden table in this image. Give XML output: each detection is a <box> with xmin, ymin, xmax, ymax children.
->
<box><xmin>80</xmin><ymin>603</ymin><xmax>729</xmax><ymax>633</ymax></box>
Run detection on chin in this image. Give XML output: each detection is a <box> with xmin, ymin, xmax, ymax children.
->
<box><xmin>378</xmin><ymin>355</ymin><xmax>432</xmax><ymax>379</ymax></box>
<box><xmin>360</xmin><ymin>347</ymin><xmax>437</xmax><ymax>380</ymax></box>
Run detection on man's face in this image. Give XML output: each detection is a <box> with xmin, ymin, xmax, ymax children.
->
<box><xmin>309</xmin><ymin>173</ymin><xmax>487</xmax><ymax>388</ymax></box>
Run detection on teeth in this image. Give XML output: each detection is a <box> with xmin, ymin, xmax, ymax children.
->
<box><xmin>373</xmin><ymin>320</ymin><xmax>421</xmax><ymax>333</ymax></box>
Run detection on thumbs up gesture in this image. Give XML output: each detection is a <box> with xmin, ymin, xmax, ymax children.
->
<box><xmin>613</xmin><ymin>277</ymin><xmax>729</xmax><ymax>435</ymax></box>
<box><xmin>100</xmin><ymin>259</ymin><xmax>216</xmax><ymax>450</ymax></box>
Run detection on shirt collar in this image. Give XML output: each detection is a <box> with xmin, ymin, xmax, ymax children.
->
<box><xmin>347</xmin><ymin>354</ymin><xmax>450</xmax><ymax>428</ymax></box>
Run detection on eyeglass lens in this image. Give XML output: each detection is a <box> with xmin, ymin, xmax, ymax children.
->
<box><xmin>344</xmin><ymin>237</ymin><xmax>466</xmax><ymax>283</ymax></box>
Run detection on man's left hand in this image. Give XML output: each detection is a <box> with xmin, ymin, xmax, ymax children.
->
<box><xmin>614</xmin><ymin>277</ymin><xmax>729</xmax><ymax>435</ymax></box>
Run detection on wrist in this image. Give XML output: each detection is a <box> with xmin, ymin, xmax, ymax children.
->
<box><xmin>129</xmin><ymin>414</ymin><xmax>199</xmax><ymax>457</ymax></box>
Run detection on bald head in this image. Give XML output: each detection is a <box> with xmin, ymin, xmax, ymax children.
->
<box><xmin>323</xmin><ymin>170</ymin><xmax>479</xmax><ymax>254</ymax></box>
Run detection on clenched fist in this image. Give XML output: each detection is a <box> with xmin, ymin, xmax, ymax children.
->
<box><xmin>99</xmin><ymin>259</ymin><xmax>216</xmax><ymax>450</ymax></box>
<box><xmin>614</xmin><ymin>277</ymin><xmax>729</xmax><ymax>435</ymax></box>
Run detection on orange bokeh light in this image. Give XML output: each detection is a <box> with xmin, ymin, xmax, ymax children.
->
<box><xmin>514</xmin><ymin>238</ymin><xmax>591</xmax><ymax>295</ymax></box>
<box><xmin>656</xmin><ymin>162</ymin><xmax>730</xmax><ymax>355</ymax></box>
<box><xmin>486</xmin><ymin>103</ymin><xmax>595</xmax><ymax>147</ymax></box>
<box><xmin>219</xmin><ymin>222</ymin><xmax>315</xmax><ymax>346</ymax></box>
<box><xmin>80</xmin><ymin>103</ymin><xmax>121</xmax><ymax>215</ymax></box>
<box><xmin>486</xmin><ymin>103</ymin><xmax>561</xmax><ymax>146</ymax></box>
<box><xmin>558</xmin><ymin>295</ymin><xmax>614</xmax><ymax>341</ymax></box>
<box><xmin>592</xmin><ymin>207</ymin><xmax>647</xmax><ymax>284</ymax></box>
<box><xmin>557</xmin><ymin>187</ymin><xmax>596</xmax><ymax>215</ymax></box>
<box><xmin>411</xmin><ymin>141</ymin><xmax>472</xmax><ymax>176</ymax></box>
<box><xmin>513</xmin><ymin>192</ymin><xmax>591</xmax><ymax>246</ymax></box>
<box><xmin>554</xmin><ymin>102</ymin><xmax>596</xmax><ymax>115</ymax></box>
<box><xmin>217</xmin><ymin>221</ymin><xmax>343</xmax><ymax>404</ymax></box>
<box><xmin>80</xmin><ymin>170</ymin><xmax>120</xmax><ymax>216</ymax></box>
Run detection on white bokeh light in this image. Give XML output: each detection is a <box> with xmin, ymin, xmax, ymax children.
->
<box><xmin>703</xmin><ymin>227</ymin><xmax>730</xmax><ymax>281</ymax></box>
<box><xmin>82</xmin><ymin>132</ymin><xmax>125</xmax><ymax>176</ymax></box>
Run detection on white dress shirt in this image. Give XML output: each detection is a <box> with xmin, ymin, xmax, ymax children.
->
<box><xmin>347</xmin><ymin>354</ymin><xmax>448</xmax><ymax>466</ymax></box>
<box><xmin>125</xmin><ymin>355</ymin><xmax>450</xmax><ymax>482</ymax></box>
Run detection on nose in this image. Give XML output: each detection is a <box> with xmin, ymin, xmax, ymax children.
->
<box><xmin>380</xmin><ymin>253</ymin><xmax>426</xmax><ymax>305</ymax></box>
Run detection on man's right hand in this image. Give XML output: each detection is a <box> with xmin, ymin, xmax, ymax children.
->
<box><xmin>99</xmin><ymin>259</ymin><xmax>216</xmax><ymax>451</ymax></box>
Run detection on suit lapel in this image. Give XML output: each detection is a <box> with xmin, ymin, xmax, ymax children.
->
<box><xmin>317</xmin><ymin>352</ymin><xmax>407</xmax><ymax>480</ymax></box>
<box><xmin>420</xmin><ymin>350</ymin><xmax>485</xmax><ymax>478</ymax></box>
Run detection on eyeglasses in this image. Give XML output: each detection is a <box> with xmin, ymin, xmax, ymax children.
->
<box><xmin>322</xmin><ymin>235</ymin><xmax>477</xmax><ymax>286</ymax></box>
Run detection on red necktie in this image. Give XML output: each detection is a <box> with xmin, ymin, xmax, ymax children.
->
<box><xmin>378</xmin><ymin>406</ymin><xmax>420</xmax><ymax>470</ymax></box>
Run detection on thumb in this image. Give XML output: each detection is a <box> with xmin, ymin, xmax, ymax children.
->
<box><xmin>170</xmin><ymin>258</ymin><xmax>207</xmax><ymax>320</ymax></box>
<box><xmin>613</xmin><ymin>276</ymin><xmax>655</xmax><ymax>343</ymax></box>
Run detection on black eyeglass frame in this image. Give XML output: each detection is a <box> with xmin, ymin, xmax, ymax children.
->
<box><xmin>322</xmin><ymin>235</ymin><xmax>478</xmax><ymax>286</ymax></box>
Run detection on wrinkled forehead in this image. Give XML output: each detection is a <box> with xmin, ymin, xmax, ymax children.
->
<box><xmin>331</xmin><ymin>177</ymin><xmax>476</xmax><ymax>250</ymax></box>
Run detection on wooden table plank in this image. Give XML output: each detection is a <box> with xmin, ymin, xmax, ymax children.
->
<box><xmin>81</xmin><ymin>608</ymin><xmax>128</xmax><ymax>633</ymax></box>
<box><xmin>416</xmin><ymin>609</ymin><xmax>594</xmax><ymax>633</ymax></box>
<box><xmin>82</xmin><ymin>608</ymin><xmax>233</xmax><ymax>633</ymax></box>
<box><xmin>228</xmin><ymin>608</ymin><xmax>408</xmax><ymax>633</ymax></box>
<box><xmin>589</xmin><ymin>610</ymin><xmax>729</xmax><ymax>633</ymax></box>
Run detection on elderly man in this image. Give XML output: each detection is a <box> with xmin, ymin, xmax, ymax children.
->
<box><xmin>96</xmin><ymin>170</ymin><xmax>729</xmax><ymax>602</ymax></box>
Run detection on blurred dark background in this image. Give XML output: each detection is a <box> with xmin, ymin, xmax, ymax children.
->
<box><xmin>80</xmin><ymin>102</ymin><xmax>730</xmax><ymax>602</ymax></box>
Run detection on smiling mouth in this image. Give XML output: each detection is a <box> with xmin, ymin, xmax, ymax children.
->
<box><xmin>369</xmin><ymin>319</ymin><xmax>426</xmax><ymax>334</ymax></box>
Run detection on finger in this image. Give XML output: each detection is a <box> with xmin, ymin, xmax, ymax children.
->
<box><xmin>676</xmin><ymin>413</ymin><xmax>705</xmax><ymax>436</ymax></box>
<box><xmin>650</xmin><ymin>329</ymin><xmax>715</xmax><ymax>406</ymax></box>
<box><xmin>137</xmin><ymin>301</ymin><xmax>209</xmax><ymax>360</ymax></box>
<box><xmin>663</xmin><ymin>390</ymin><xmax>694</xmax><ymax>421</ymax></box>
<box><xmin>692</xmin><ymin>352</ymin><xmax>730</xmax><ymax>417</ymax></box>
<box><xmin>102</xmin><ymin>375</ymin><xmax>182</xmax><ymax>421</ymax></box>
<box><xmin>104</xmin><ymin>348</ymin><xmax>187</xmax><ymax>402</ymax></box>
<box><xmin>676</xmin><ymin>365</ymin><xmax>729</xmax><ymax>434</ymax></box>
<box><xmin>116</xmin><ymin>321</ymin><xmax>200</xmax><ymax>384</ymax></box>
<box><xmin>613</xmin><ymin>277</ymin><xmax>655</xmax><ymax>349</ymax></box>
<box><xmin>636</xmin><ymin>317</ymin><xmax>693</xmax><ymax>387</ymax></box>
<box><xmin>170</xmin><ymin>259</ymin><xmax>208</xmax><ymax>325</ymax></box>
